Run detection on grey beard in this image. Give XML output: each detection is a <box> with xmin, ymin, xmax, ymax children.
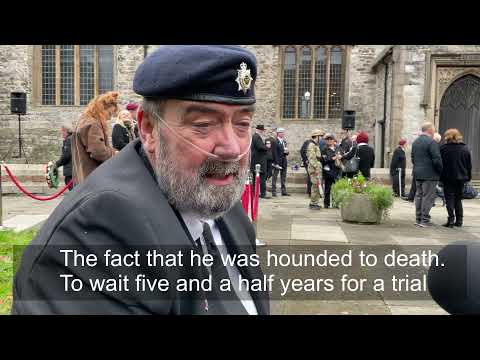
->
<box><xmin>153</xmin><ymin>138</ymin><xmax>249</xmax><ymax>219</ymax></box>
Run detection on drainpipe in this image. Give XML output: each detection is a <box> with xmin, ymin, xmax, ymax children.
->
<box><xmin>380</xmin><ymin>59</ymin><xmax>389</xmax><ymax>168</ymax></box>
<box><xmin>143</xmin><ymin>45</ymin><xmax>149</xmax><ymax>59</ymax></box>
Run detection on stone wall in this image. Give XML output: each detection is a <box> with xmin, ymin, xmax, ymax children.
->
<box><xmin>2</xmin><ymin>44</ymin><xmax>479</xmax><ymax>169</ymax></box>
<box><xmin>376</xmin><ymin>45</ymin><xmax>480</xmax><ymax>168</ymax></box>
<box><xmin>245</xmin><ymin>45</ymin><xmax>387</xmax><ymax>165</ymax></box>
<box><xmin>0</xmin><ymin>45</ymin><xmax>145</xmax><ymax>164</ymax></box>
<box><xmin>348</xmin><ymin>45</ymin><xmax>387</xmax><ymax>137</ymax></box>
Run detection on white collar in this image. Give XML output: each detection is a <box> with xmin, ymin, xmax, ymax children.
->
<box><xmin>180</xmin><ymin>212</ymin><xmax>214</xmax><ymax>241</ymax></box>
<box><xmin>357</xmin><ymin>143</ymin><xmax>368</xmax><ymax>146</ymax></box>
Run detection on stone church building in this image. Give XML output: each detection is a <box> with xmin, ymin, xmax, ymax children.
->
<box><xmin>0</xmin><ymin>45</ymin><xmax>479</xmax><ymax>178</ymax></box>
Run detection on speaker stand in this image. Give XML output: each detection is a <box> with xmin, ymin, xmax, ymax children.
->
<box><xmin>14</xmin><ymin>114</ymin><xmax>28</xmax><ymax>164</ymax></box>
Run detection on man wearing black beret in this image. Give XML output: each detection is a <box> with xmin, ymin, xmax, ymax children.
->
<box><xmin>12</xmin><ymin>46</ymin><xmax>270</xmax><ymax>315</ymax></box>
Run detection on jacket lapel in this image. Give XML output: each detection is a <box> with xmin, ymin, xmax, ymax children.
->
<box><xmin>217</xmin><ymin>212</ymin><xmax>270</xmax><ymax>315</ymax></box>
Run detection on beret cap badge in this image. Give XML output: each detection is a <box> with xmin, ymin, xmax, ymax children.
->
<box><xmin>236</xmin><ymin>62</ymin><xmax>254</xmax><ymax>94</ymax></box>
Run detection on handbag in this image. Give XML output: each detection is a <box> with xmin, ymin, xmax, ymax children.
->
<box><xmin>343</xmin><ymin>146</ymin><xmax>360</xmax><ymax>173</ymax></box>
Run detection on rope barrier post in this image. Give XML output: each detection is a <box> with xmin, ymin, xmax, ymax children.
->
<box><xmin>253</xmin><ymin>164</ymin><xmax>265</xmax><ymax>247</ymax></box>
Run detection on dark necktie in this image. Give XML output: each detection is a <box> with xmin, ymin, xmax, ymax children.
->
<box><xmin>200</xmin><ymin>222</ymin><xmax>248</xmax><ymax>315</ymax></box>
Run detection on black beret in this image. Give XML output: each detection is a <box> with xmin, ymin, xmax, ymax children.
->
<box><xmin>133</xmin><ymin>45</ymin><xmax>257</xmax><ymax>105</ymax></box>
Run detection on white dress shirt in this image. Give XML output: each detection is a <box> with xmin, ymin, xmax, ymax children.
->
<box><xmin>180</xmin><ymin>212</ymin><xmax>258</xmax><ymax>315</ymax></box>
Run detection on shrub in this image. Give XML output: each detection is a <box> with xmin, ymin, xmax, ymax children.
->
<box><xmin>332</xmin><ymin>173</ymin><xmax>394</xmax><ymax>217</ymax></box>
<box><xmin>331</xmin><ymin>177</ymin><xmax>353</xmax><ymax>208</ymax></box>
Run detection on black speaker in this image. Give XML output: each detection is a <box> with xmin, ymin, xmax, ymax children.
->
<box><xmin>342</xmin><ymin>110</ymin><xmax>356</xmax><ymax>130</ymax></box>
<box><xmin>11</xmin><ymin>92</ymin><xmax>27</xmax><ymax>115</ymax></box>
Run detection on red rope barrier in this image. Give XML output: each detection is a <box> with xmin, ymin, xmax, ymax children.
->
<box><xmin>250</xmin><ymin>182</ymin><xmax>255</xmax><ymax>221</ymax></box>
<box><xmin>241</xmin><ymin>183</ymin><xmax>250</xmax><ymax>214</ymax></box>
<box><xmin>2</xmin><ymin>164</ymin><xmax>72</xmax><ymax>201</ymax></box>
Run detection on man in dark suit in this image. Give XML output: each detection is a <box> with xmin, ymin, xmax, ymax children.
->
<box><xmin>411</xmin><ymin>122</ymin><xmax>443</xmax><ymax>227</ymax></box>
<box><xmin>390</xmin><ymin>139</ymin><xmax>407</xmax><ymax>197</ymax></box>
<box><xmin>271</xmin><ymin>128</ymin><xmax>290</xmax><ymax>196</ymax></box>
<box><xmin>250</xmin><ymin>124</ymin><xmax>269</xmax><ymax>198</ymax></box>
<box><xmin>12</xmin><ymin>45</ymin><xmax>269</xmax><ymax>315</ymax></box>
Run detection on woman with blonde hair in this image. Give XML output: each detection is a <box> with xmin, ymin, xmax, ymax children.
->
<box><xmin>440</xmin><ymin>128</ymin><xmax>472</xmax><ymax>228</ymax></box>
<box><xmin>112</xmin><ymin>110</ymin><xmax>135</xmax><ymax>151</ymax></box>
<box><xmin>72</xmin><ymin>91</ymin><xmax>119</xmax><ymax>184</ymax></box>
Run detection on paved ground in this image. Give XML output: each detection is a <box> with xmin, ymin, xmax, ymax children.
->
<box><xmin>1</xmin><ymin>194</ymin><xmax>63</xmax><ymax>232</ymax></box>
<box><xmin>2</xmin><ymin>191</ymin><xmax>480</xmax><ymax>315</ymax></box>
<box><xmin>1</xmin><ymin>195</ymin><xmax>62</xmax><ymax>221</ymax></box>
<box><xmin>257</xmin><ymin>192</ymin><xmax>480</xmax><ymax>315</ymax></box>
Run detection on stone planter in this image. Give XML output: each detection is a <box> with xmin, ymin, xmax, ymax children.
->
<box><xmin>340</xmin><ymin>193</ymin><xmax>383</xmax><ymax>224</ymax></box>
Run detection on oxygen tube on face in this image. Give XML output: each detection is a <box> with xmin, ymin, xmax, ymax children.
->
<box><xmin>150</xmin><ymin>111</ymin><xmax>252</xmax><ymax>162</ymax></box>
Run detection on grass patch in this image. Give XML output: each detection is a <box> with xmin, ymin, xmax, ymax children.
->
<box><xmin>0</xmin><ymin>229</ymin><xmax>37</xmax><ymax>315</ymax></box>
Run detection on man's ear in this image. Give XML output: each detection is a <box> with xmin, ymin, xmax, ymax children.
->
<box><xmin>139</xmin><ymin>111</ymin><xmax>157</xmax><ymax>154</ymax></box>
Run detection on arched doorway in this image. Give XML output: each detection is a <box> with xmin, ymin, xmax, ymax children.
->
<box><xmin>439</xmin><ymin>74</ymin><xmax>480</xmax><ymax>178</ymax></box>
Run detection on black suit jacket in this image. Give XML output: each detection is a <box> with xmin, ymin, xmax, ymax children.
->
<box><xmin>272</xmin><ymin>138</ymin><xmax>288</xmax><ymax>166</ymax></box>
<box><xmin>389</xmin><ymin>146</ymin><xmax>406</xmax><ymax>176</ymax></box>
<box><xmin>12</xmin><ymin>140</ymin><xmax>270</xmax><ymax>315</ymax></box>
<box><xmin>411</xmin><ymin>134</ymin><xmax>443</xmax><ymax>181</ymax></box>
<box><xmin>250</xmin><ymin>133</ymin><xmax>268</xmax><ymax>173</ymax></box>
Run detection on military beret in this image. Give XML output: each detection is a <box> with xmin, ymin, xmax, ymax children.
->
<box><xmin>126</xmin><ymin>103</ymin><xmax>139</xmax><ymax>111</ymax></box>
<box><xmin>133</xmin><ymin>45</ymin><xmax>257</xmax><ymax>105</ymax></box>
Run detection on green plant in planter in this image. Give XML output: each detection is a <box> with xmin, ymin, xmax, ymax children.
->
<box><xmin>331</xmin><ymin>177</ymin><xmax>353</xmax><ymax>208</ymax></box>
<box><xmin>332</xmin><ymin>173</ymin><xmax>394</xmax><ymax>219</ymax></box>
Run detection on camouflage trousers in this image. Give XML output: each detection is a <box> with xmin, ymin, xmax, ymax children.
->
<box><xmin>309</xmin><ymin>173</ymin><xmax>321</xmax><ymax>206</ymax></box>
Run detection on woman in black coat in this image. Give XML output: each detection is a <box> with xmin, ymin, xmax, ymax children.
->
<box><xmin>342</xmin><ymin>131</ymin><xmax>375</xmax><ymax>180</ymax></box>
<box><xmin>112</xmin><ymin>110</ymin><xmax>135</xmax><ymax>151</ymax></box>
<box><xmin>440</xmin><ymin>128</ymin><xmax>472</xmax><ymax>228</ymax></box>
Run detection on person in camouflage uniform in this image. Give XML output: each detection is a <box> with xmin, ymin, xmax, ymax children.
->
<box><xmin>307</xmin><ymin>130</ymin><xmax>324</xmax><ymax>210</ymax></box>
